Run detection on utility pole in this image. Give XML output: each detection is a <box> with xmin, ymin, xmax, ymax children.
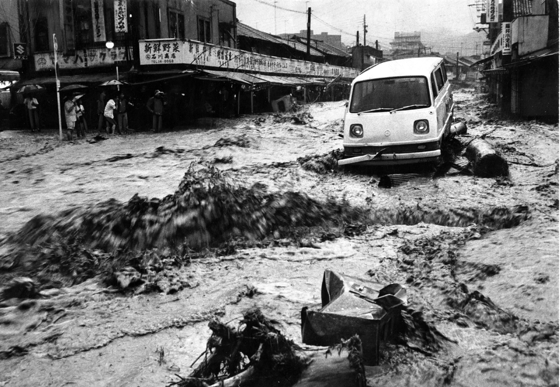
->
<box><xmin>306</xmin><ymin>7</ymin><xmax>311</xmax><ymax>58</ymax></box>
<box><xmin>356</xmin><ymin>31</ymin><xmax>359</xmax><ymax>46</ymax></box>
<box><xmin>456</xmin><ymin>52</ymin><xmax>459</xmax><ymax>79</ymax></box>
<box><xmin>274</xmin><ymin>1</ymin><xmax>277</xmax><ymax>34</ymax></box>
<box><xmin>363</xmin><ymin>15</ymin><xmax>367</xmax><ymax>46</ymax></box>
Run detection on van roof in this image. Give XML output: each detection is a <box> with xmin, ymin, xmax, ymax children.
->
<box><xmin>354</xmin><ymin>57</ymin><xmax>443</xmax><ymax>83</ymax></box>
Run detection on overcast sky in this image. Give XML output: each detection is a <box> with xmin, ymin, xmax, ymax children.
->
<box><xmin>234</xmin><ymin>0</ymin><xmax>480</xmax><ymax>50</ymax></box>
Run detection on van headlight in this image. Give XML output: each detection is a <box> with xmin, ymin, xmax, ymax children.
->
<box><xmin>350</xmin><ymin>124</ymin><xmax>364</xmax><ymax>138</ymax></box>
<box><xmin>413</xmin><ymin>120</ymin><xmax>429</xmax><ymax>134</ymax></box>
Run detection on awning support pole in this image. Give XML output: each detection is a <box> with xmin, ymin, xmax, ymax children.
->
<box><xmin>53</xmin><ymin>34</ymin><xmax>62</xmax><ymax>141</ymax></box>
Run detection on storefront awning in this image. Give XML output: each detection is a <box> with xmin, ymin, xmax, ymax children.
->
<box><xmin>201</xmin><ymin>70</ymin><xmax>267</xmax><ymax>85</ymax></box>
<box><xmin>481</xmin><ymin>67</ymin><xmax>508</xmax><ymax>75</ymax></box>
<box><xmin>127</xmin><ymin>70</ymin><xmax>196</xmax><ymax>85</ymax></box>
<box><xmin>503</xmin><ymin>46</ymin><xmax>559</xmax><ymax>68</ymax></box>
<box><xmin>469</xmin><ymin>56</ymin><xmax>494</xmax><ymax>67</ymax></box>
<box><xmin>17</xmin><ymin>72</ymin><xmax>125</xmax><ymax>86</ymax></box>
<box><xmin>0</xmin><ymin>70</ymin><xmax>20</xmax><ymax>81</ymax></box>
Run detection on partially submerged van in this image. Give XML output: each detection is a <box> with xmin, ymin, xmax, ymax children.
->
<box><xmin>339</xmin><ymin>57</ymin><xmax>453</xmax><ymax>166</ymax></box>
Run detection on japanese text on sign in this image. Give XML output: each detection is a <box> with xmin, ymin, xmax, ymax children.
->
<box><xmin>34</xmin><ymin>47</ymin><xmax>132</xmax><ymax>71</ymax></box>
<box><xmin>114</xmin><ymin>0</ymin><xmax>128</xmax><ymax>33</ymax></box>
<box><xmin>139</xmin><ymin>40</ymin><xmax>359</xmax><ymax>79</ymax></box>
<box><xmin>502</xmin><ymin>22</ymin><xmax>512</xmax><ymax>55</ymax></box>
<box><xmin>91</xmin><ymin>0</ymin><xmax>106</xmax><ymax>42</ymax></box>
<box><xmin>487</xmin><ymin>0</ymin><xmax>498</xmax><ymax>23</ymax></box>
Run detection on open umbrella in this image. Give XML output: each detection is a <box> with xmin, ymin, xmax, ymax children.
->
<box><xmin>60</xmin><ymin>84</ymin><xmax>88</xmax><ymax>92</ymax></box>
<box><xmin>99</xmin><ymin>79</ymin><xmax>127</xmax><ymax>87</ymax></box>
<box><xmin>17</xmin><ymin>84</ymin><xmax>45</xmax><ymax>94</ymax></box>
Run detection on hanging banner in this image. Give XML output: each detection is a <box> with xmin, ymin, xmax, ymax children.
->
<box><xmin>91</xmin><ymin>0</ymin><xmax>106</xmax><ymax>42</ymax></box>
<box><xmin>114</xmin><ymin>0</ymin><xmax>128</xmax><ymax>33</ymax></box>
<box><xmin>502</xmin><ymin>22</ymin><xmax>512</xmax><ymax>55</ymax></box>
<box><xmin>139</xmin><ymin>40</ymin><xmax>359</xmax><ymax>79</ymax></box>
<box><xmin>486</xmin><ymin>0</ymin><xmax>499</xmax><ymax>23</ymax></box>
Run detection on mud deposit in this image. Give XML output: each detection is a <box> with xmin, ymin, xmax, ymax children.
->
<box><xmin>0</xmin><ymin>90</ymin><xmax>557</xmax><ymax>386</ymax></box>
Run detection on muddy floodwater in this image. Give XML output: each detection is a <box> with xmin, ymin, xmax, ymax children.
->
<box><xmin>0</xmin><ymin>89</ymin><xmax>558</xmax><ymax>386</ymax></box>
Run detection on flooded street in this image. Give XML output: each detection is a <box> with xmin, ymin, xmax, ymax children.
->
<box><xmin>0</xmin><ymin>88</ymin><xmax>557</xmax><ymax>386</ymax></box>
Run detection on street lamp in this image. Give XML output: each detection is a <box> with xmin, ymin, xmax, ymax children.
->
<box><xmin>105</xmin><ymin>41</ymin><xmax>114</xmax><ymax>49</ymax></box>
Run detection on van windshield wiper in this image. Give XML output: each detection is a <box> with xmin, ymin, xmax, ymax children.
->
<box><xmin>358</xmin><ymin>107</ymin><xmax>393</xmax><ymax>113</ymax></box>
<box><xmin>390</xmin><ymin>104</ymin><xmax>429</xmax><ymax>113</ymax></box>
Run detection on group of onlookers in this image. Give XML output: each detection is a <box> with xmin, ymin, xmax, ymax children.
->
<box><xmin>20</xmin><ymin>87</ymin><xmax>171</xmax><ymax>139</ymax></box>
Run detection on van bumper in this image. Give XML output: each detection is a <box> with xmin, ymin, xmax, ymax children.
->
<box><xmin>338</xmin><ymin>149</ymin><xmax>441</xmax><ymax>166</ymax></box>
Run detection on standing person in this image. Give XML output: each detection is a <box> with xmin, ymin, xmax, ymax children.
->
<box><xmin>75</xmin><ymin>96</ymin><xmax>87</xmax><ymax>138</ymax></box>
<box><xmin>97</xmin><ymin>90</ymin><xmax>107</xmax><ymax>133</ymax></box>
<box><xmin>104</xmin><ymin>94</ymin><xmax>118</xmax><ymax>134</ymax></box>
<box><xmin>146</xmin><ymin>90</ymin><xmax>166</xmax><ymax>132</ymax></box>
<box><xmin>117</xmin><ymin>92</ymin><xmax>131</xmax><ymax>133</ymax></box>
<box><xmin>23</xmin><ymin>94</ymin><xmax>40</xmax><ymax>132</ymax></box>
<box><xmin>64</xmin><ymin>96</ymin><xmax>77</xmax><ymax>141</ymax></box>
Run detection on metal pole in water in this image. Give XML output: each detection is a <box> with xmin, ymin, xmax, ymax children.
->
<box><xmin>53</xmin><ymin>34</ymin><xmax>62</xmax><ymax>141</ymax></box>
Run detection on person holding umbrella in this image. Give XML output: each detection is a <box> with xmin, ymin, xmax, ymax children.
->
<box><xmin>23</xmin><ymin>93</ymin><xmax>40</xmax><ymax>132</ymax></box>
<box><xmin>97</xmin><ymin>90</ymin><xmax>107</xmax><ymax>133</ymax></box>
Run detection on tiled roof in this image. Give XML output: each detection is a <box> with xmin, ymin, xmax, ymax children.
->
<box><xmin>237</xmin><ymin>22</ymin><xmax>324</xmax><ymax>57</ymax></box>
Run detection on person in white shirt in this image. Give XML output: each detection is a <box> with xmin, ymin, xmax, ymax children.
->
<box><xmin>104</xmin><ymin>95</ymin><xmax>118</xmax><ymax>134</ymax></box>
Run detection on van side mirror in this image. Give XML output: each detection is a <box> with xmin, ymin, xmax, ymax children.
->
<box><xmin>344</xmin><ymin>101</ymin><xmax>349</xmax><ymax>107</ymax></box>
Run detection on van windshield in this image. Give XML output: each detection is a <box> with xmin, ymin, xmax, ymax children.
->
<box><xmin>349</xmin><ymin>76</ymin><xmax>431</xmax><ymax>113</ymax></box>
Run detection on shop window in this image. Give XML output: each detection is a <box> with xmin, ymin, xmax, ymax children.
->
<box><xmin>197</xmin><ymin>17</ymin><xmax>211</xmax><ymax>43</ymax></box>
<box><xmin>168</xmin><ymin>9</ymin><xmax>185</xmax><ymax>39</ymax></box>
<box><xmin>0</xmin><ymin>23</ymin><xmax>9</xmax><ymax>57</ymax></box>
<box><xmin>34</xmin><ymin>17</ymin><xmax>49</xmax><ymax>52</ymax></box>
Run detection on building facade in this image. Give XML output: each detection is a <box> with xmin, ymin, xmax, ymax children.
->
<box><xmin>473</xmin><ymin>0</ymin><xmax>558</xmax><ymax>120</ymax></box>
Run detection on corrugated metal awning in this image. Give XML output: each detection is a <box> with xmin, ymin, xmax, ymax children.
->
<box><xmin>201</xmin><ymin>70</ymin><xmax>267</xmax><ymax>85</ymax></box>
<box><xmin>469</xmin><ymin>56</ymin><xmax>494</xmax><ymax>67</ymax></box>
<box><xmin>481</xmin><ymin>67</ymin><xmax>508</xmax><ymax>75</ymax></box>
<box><xmin>504</xmin><ymin>47</ymin><xmax>559</xmax><ymax>68</ymax></box>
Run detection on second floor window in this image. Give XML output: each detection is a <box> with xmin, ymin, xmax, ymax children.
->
<box><xmin>198</xmin><ymin>17</ymin><xmax>211</xmax><ymax>43</ymax></box>
<box><xmin>0</xmin><ymin>23</ymin><xmax>9</xmax><ymax>57</ymax></box>
<box><xmin>34</xmin><ymin>17</ymin><xmax>49</xmax><ymax>52</ymax></box>
<box><xmin>168</xmin><ymin>10</ymin><xmax>185</xmax><ymax>39</ymax></box>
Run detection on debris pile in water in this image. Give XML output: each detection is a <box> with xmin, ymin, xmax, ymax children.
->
<box><xmin>170</xmin><ymin>307</ymin><xmax>308</xmax><ymax>387</ymax></box>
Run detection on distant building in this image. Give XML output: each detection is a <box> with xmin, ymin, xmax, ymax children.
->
<box><xmin>389</xmin><ymin>31</ymin><xmax>429</xmax><ymax>59</ymax></box>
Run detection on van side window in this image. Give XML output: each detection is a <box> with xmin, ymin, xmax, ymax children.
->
<box><xmin>441</xmin><ymin>64</ymin><xmax>448</xmax><ymax>83</ymax></box>
<box><xmin>431</xmin><ymin>73</ymin><xmax>438</xmax><ymax>99</ymax></box>
<box><xmin>435</xmin><ymin>68</ymin><xmax>444</xmax><ymax>90</ymax></box>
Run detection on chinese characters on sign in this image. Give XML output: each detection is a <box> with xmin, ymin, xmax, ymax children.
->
<box><xmin>487</xmin><ymin>0</ymin><xmax>499</xmax><ymax>23</ymax></box>
<box><xmin>91</xmin><ymin>0</ymin><xmax>106</xmax><ymax>42</ymax></box>
<box><xmin>502</xmin><ymin>22</ymin><xmax>512</xmax><ymax>55</ymax></box>
<box><xmin>139</xmin><ymin>40</ymin><xmax>359</xmax><ymax>79</ymax></box>
<box><xmin>34</xmin><ymin>47</ymin><xmax>132</xmax><ymax>71</ymax></box>
<box><xmin>114</xmin><ymin>0</ymin><xmax>128</xmax><ymax>33</ymax></box>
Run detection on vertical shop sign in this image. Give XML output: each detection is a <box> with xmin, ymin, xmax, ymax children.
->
<box><xmin>91</xmin><ymin>0</ymin><xmax>106</xmax><ymax>42</ymax></box>
<box><xmin>114</xmin><ymin>0</ymin><xmax>128</xmax><ymax>33</ymax></box>
<box><xmin>62</xmin><ymin>0</ymin><xmax>75</xmax><ymax>51</ymax></box>
<box><xmin>502</xmin><ymin>22</ymin><xmax>512</xmax><ymax>55</ymax></box>
<box><xmin>487</xmin><ymin>0</ymin><xmax>498</xmax><ymax>23</ymax></box>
